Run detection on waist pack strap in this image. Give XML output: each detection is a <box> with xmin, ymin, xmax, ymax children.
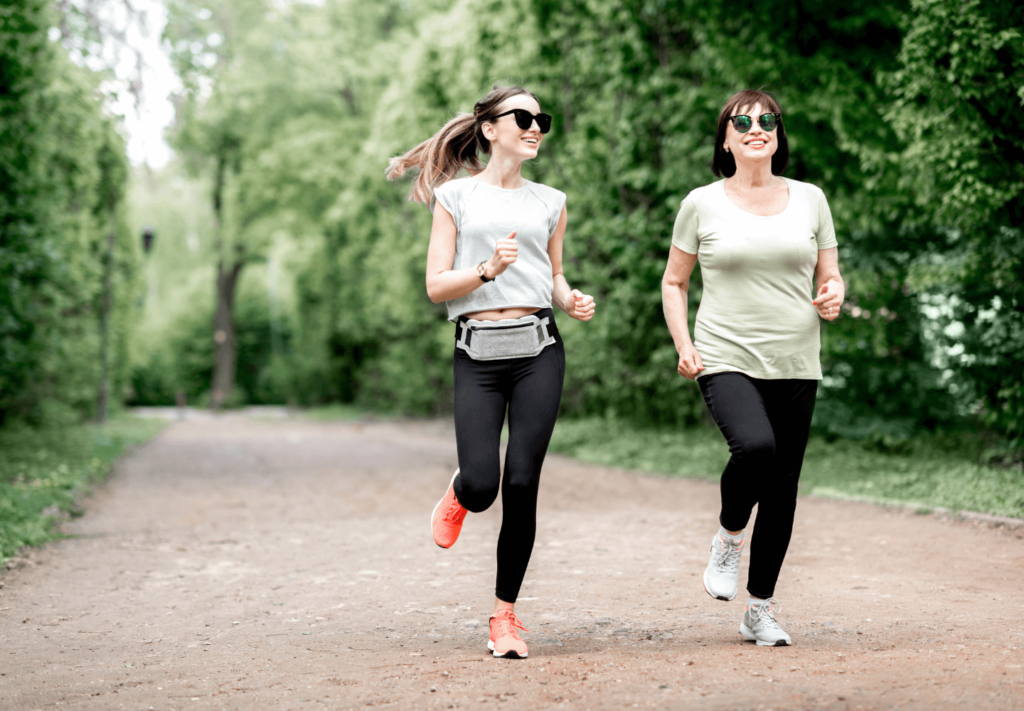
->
<box><xmin>457</xmin><ymin>320</ymin><xmax>472</xmax><ymax>349</ymax></box>
<box><xmin>536</xmin><ymin>316</ymin><xmax>552</xmax><ymax>344</ymax></box>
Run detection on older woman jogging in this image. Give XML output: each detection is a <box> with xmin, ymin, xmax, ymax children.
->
<box><xmin>661</xmin><ymin>89</ymin><xmax>845</xmax><ymax>647</ymax></box>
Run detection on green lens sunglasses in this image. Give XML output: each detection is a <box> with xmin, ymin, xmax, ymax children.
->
<box><xmin>729</xmin><ymin>112</ymin><xmax>781</xmax><ymax>133</ymax></box>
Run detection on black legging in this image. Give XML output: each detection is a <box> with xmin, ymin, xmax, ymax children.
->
<box><xmin>698</xmin><ymin>372</ymin><xmax>817</xmax><ymax>599</ymax></box>
<box><xmin>451</xmin><ymin>308</ymin><xmax>565</xmax><ymax>603</ymax></box>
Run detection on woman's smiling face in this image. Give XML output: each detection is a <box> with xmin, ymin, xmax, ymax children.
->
<box><xmin>482</xmin><ymin>94</ymin><xmax>545</xmax><ymax>161</ymax></box>
<box><xmin>723</xmin><ymin>102</ymin><xmax>778</xmax><ymax>166</ymax></box>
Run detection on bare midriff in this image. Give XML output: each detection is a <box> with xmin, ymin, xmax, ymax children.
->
<box><xmin>463</xmin><ymin>306</ymin><xmax>540</xmax><ymax>321</ymax></box>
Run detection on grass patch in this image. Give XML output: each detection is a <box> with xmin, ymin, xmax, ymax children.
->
<box><xmin>549</xmin><ymin>417</ymin><xmax>1024</xmax><ymax>520</ymax></box>
<box><xmin>0</xmin><ymin>414</ymin><xmax>166</xmax><ymax>564</ymax></box>
<box><xmin>300</xmin><ymin>404</ymin><xmax>378</xmax><ymax>421</ymax></box>
<box><xmin>550</xmin><ymin>418</ymin><xmax>728</xmax><ymax>479</ymax></box>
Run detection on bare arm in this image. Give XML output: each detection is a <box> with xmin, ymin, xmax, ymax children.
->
<box><xmin>812</xmin><ymin>247</ymin><xmax>845</xmax><ymax>321</ymax></box>
<box><xmin>548</xmin><ymin>206</ymin><xmax>595</xmax><ymax>321</ymax></box>
<box><xmin>661</xmin><ymin>246</ymin><xmax>703</xmax><ymax>379</ymax></box>
<box><xmin>424</xmin><ymin>204</ymin><xmax>517</xmax><ymax>304</ymax></box>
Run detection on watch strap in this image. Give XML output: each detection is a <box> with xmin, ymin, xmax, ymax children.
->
<box><xmin>477</xmin><ymin>261</ymin><xmax>494</xmax><ymax>283</ymax></box>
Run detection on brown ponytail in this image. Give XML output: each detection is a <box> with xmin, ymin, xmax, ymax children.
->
<box><xmin>386</xmin><ymin>84</ymin><xmax>540</xmax><ymax>205</ymax></box>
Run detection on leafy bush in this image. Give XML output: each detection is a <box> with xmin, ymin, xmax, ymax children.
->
<box><xmin>1</xmin><ymin>0</ymin><xmax>138</xmax><ymax>425</ymax></box>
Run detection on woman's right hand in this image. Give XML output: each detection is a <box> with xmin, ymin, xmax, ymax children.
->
<box><xmin>677</xmin><ymin>342</ymin><xmax>705</xmax><ymax>380</ymax></box>
<box><xmin>487</xmin><ymin>231</ymin><xmax>518</xmax><ymax>277</ymax></box>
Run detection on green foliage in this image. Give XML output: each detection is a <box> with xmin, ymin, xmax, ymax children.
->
<box><xmin>128</xmin><ymin>266</ymin><xmax>293</xmax><ymax>407</ymax></box>
<box><xmin>0</xmin><ymin>415</ymin><xmax>165</xmax><ymax>563</ymax></box>
<box><xmin>549</xmin><ymin>418</ymin><xmax>1024</xmax><ymax>519</ymax></box>
<box><xmin>883</xmin><ymin>0</ymin><xmax>1023</xmax><ymax>229</ymax></box>
<box><xmin>142</xmin><ymin>0</ymin><xmax>1022</xmax><ymax>451</ymax></box>
<box><xmin>874</xmin><ymin>0</ymin><xmax>1024</xmax><ymax>446</ymax></box>
<box><xmin>0</xmin><ymin>0</ymin><xmax>139</xmax><ymax>425</ymax></box>
<box><xmin>301</xmin><ymin>404</ymin><xmax>371</xmax><ymax>421</ymax></box>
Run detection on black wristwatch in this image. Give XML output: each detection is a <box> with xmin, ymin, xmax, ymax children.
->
<box><xmin>476</xmin><ymin>261</ymin><xmax>494</xmax><ymax>283</ymax></box>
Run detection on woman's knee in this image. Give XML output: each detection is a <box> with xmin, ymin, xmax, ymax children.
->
<box><xmin>503</xmin><ymin>472</ymin><xmax>541</xmax><ymax>500</ymax></box>
<box><xmin>730</xmin><ymin>432</ymin><xmax>775</xmax><ymax>461</ymax></box>
<box><xmin>501</xmin><ymin>452</ymin><xmax>545</xmax><ymax>495</ymax></box>
<box><xmin>455</xmin><ymin>469</ymin><xmax>499</xmax><ymax>512</ymax></box>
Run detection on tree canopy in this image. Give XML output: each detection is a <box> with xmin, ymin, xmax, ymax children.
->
<box><xmin>127</xmin><ymin>0</ymin><xmax>1023</xmax><ymax>450</ymax></box>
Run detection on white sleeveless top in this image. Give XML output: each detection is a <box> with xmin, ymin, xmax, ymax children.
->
<box><xmin>432</xmin><ymin>178</ymin><xmax>566</xmax><ymax>321</ymax></box>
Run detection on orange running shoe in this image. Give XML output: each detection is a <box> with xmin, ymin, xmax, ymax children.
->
<box><xmin>431</xmin><ymin>469</ymin><xmax>467</xmax><ymax>549</ymax></box>
<box><xmin>488</xmin><ymin>610</ymin><xmax>528</xmax><ymax>659</ymax></box>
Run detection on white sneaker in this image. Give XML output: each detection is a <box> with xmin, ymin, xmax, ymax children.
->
<box><xmin>740</xmin><ymin>598</ymin><xmax>791</xmax><ymax>647</ymax></box>
<box><xmin>703</xmin><ymin>531</ymin><xmax>743</xmax><ymax>601</ymax></box>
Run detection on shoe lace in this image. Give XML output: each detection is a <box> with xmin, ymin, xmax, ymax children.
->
<box><xmin>752</xmin><ymin>598</ymin><xmax>783</xmax><ymax>630</ymax></box>
<box><xmin>493</xmin><ymin>610</ymin><xmax>528</xmax><ymax>639</ymax></box>
<box><xmin>444</xmin><ymin>495</ymin><xmax>466</xmax><ymax>525</ymax></box>
<box><xmin>714</xmin><ymin>535</ymin><xmax>742</xmax><ymax>574</ymax></box>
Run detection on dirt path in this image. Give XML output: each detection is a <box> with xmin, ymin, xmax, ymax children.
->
<box><xmin>1</xmin><ymin>413</ymin><xmax>1022</xmax><ymax>711</ymax></box>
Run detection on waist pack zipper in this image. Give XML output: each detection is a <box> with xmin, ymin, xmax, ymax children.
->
<box><xmin>469</xmin><ymin>323</ymin><xmax>533</xmax><ymax>332</ymax></box>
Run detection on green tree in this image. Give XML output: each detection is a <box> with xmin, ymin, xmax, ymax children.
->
<box><xmin>164</xmin><ymin>0</ymin><xmax>434</xmax><ymax>408</ymax></box>
<box><xmin>148</xmin><ymin>0</ymin><xmax>1022</xmax><ymax>449</ymax></box>
<box><xmin>0</xmin><ymin>0</ymin><xmax>59</xmax><ymax>422</ymax></box>
<box><xmin>1</xmin><ymin>0</ymin><xmax>138</xmax><ymax>425</ymax></box>
<box><xmin>879</xmin><ymin>0</ymin><xmax>1024</xmax><ymax>447</ymax></box>
<box><xmin>522</xmin><ymin>0</ymin><xmax>947</xmax><ymax>432</ymax></box>
<box><xmin>95</xmin><ymin>122</ymin><xmax>130</xmax><ymax>422</ymax></box>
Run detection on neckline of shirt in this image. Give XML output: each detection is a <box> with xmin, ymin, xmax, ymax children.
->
<box><xmin>469</xmin><ymin>177</ymin><xmax>531</xmax><ymax>193</ymax></box>
<box><xmin>718</xmin><ymin>177</ymin><xmax>793</xmax><ymax>219</ymax></box>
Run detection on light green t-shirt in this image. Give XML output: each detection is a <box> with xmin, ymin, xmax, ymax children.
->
<box><xmin>671</xmin><ymin>178</ymin><xmax>838</xmax><ymax>380</ymax></box>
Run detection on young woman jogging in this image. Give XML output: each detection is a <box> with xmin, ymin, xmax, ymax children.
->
<box><xmin>661</xmin><ymin>89</ymin><xmax>844</xmax><ymax>647</ymax></box>
<box><xmin>386</xmin><ymin>85</ymin><xmax>596</xmax><ymax>659</ymax></box>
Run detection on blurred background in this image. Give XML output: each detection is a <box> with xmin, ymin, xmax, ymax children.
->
<box><xmin>1</xmin><ymin>0</ymin><xmax>1022</xmax><ymax>454</ymax></box>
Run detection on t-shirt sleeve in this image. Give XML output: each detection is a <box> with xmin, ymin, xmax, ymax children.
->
<box><xmin>814</xmin><ymin>187</ymin><xmax>838</xmax><ymax>249</ymax></box>
<box><xmin>430</xmin><ymin>182</ymin><xmax>460</xmax><ymax>228</ymax></box>
<box><xmin>671</xmin><ymin>194</ymin><xmax>700</xmax><ymax>254</ymax></box>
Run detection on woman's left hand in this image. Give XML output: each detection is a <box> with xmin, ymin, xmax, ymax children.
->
<box><xmin>566</xmin><ymin>289</ymin><xmax>596</xmax><ymax>321</ymax></box>
<box><xmin>813</xmin><ymin>281</ymin><xmax>844</xmax><ymax>321</ymax></box>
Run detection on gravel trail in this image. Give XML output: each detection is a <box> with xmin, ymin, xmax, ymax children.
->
<box><xmin>1</xmin><ymin>412</ymin><xmax>1022</xmax><ymax>710</ymax></box>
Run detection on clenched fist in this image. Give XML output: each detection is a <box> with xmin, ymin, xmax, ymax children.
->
<box><xmin>486</xmin><ymin>231</ymin><xmax>518</xmax><ymax>278</ymax></box>
<box><xmin>677</xmin><ymin>342</ymin><xmax>705</xmax><ymax>380</ymax></box>
<box><xmin>566</xmin><ymin>289</ymin><xmax>596</xmax><ymax>321</ymax></box>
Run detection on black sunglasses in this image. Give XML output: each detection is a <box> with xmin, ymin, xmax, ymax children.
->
<box><xmin>728</xmin><ymin>112</ymin><xmax>781</xmax><ymax>133</ymax></box>
<box><xmin>491</xmin><ymin>109</ymin><xmax>552</xmax><ymax>134</ymax></box>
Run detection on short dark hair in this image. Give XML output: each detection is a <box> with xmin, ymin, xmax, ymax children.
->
<box><xmin>712</xmin><ymin>90</ymin><xmax>789</xmax><ymax>178</ymax></box>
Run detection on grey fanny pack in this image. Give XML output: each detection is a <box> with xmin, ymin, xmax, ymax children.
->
<box><xmin>457</xmin><ymin>314</ymin><xmax>556</xmax><ymax>361</ymax></box>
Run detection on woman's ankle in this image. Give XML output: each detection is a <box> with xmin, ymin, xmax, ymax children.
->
<box><xmin>492</xmin><ymin>598</ymin><xmax>515</xmax><ymax>617</ymax></box>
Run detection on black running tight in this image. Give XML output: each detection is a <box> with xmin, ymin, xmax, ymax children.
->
<box><xmin>451</xmin><ymin>309</ymin><xmax>565</xmax><ymax>603</ymax></box>
<box><xmin>698</xmin><ymin>372</ymin><xmax>817</xmax><ymax>599</ymax></box>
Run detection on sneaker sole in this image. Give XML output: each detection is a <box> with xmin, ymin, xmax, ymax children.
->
<box><xmin>703</xmin><ymin>567</ymin><xmax>736</xmax><ymax>601</ymax></box>
<box><xmin>430</xmin><ymin>470</ymin><xmax>461</xmax><ymax>549</ymax></box>
<box><xmin>487</xmin><ymin>640</ymin><xmax>527</xmax><ymax>659</ymax></box>
<box><xmin>740</xmin><ymin>622</ymin><xmax>791</xmax><ymax>647</ymax></box>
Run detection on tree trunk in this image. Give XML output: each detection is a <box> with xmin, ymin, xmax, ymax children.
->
<box><xmin>208</xmin><ymin>149</ymin><xmax>244</xmax><ymax>412</ymax></box>
<box><xmin>96</xmin><ymin>224</ymin><xmax>116</xmax><ymax>423</ymax></box>
<box><xmin>211</xmin><ymin>258</ymin><xmax>243</xmax><ymax>410</ymax></box>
